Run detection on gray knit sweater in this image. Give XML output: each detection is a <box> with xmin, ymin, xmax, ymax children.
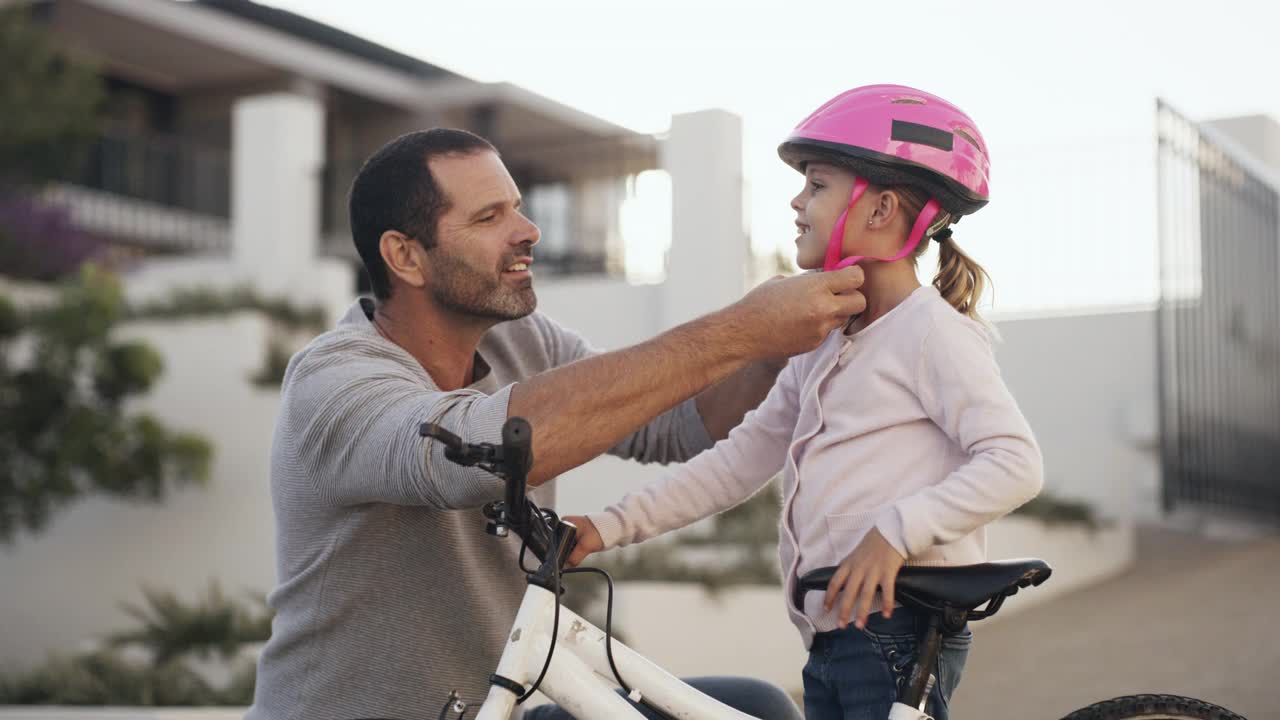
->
<box><xmin>246</xmin><ymin>299</ymin><xmax>712</xmax><ymax>720</ymax></box>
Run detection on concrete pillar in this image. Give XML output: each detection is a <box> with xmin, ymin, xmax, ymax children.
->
<box><xmin>661</xmin><ymin>109</ymin><xmax>749</xmax><ymax>330</ymax></box>
<box><xmin>231</xmin><ymin>92</ymin><xmax>326</xmax><ymax>296</ymax></box>
<box><xmin>572</xmin><ymin>177</ymin><xmax>624</xmax><ymax>269</ymax></box>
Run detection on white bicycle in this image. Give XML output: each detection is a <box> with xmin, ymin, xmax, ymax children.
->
<box><xmin>421</xmin><ymin>418</ymin><xmax>1247</xmax><ymax>720</ymax></box>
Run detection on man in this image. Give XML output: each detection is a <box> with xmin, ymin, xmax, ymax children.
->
<box><xmin>247</xmin><ymin>129</ymin><xmax>865</xmax><ymax>719</ymax></box>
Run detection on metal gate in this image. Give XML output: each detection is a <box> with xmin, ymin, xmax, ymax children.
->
<box><xmin>1156</xmin><ymin>100</ymin><xmax>1280</xmax><ymax>520</ymax></box>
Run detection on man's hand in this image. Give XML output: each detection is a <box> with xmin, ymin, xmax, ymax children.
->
<box><xmin>822</xmin><ymin>527</ymin><xmax>906</xmax><ymax>630</ymax></box>
<box><xmin>728</xmin><ymin>266</ymin><xmax>866</xmax><ymax>358</ymax></box>
<box><xmin>564</xmin><ymin>515</ymin><xmax>604</xmax><ymax>567</ymax></box>
<box><xmin>694</xmin><ymin>270</ymin><xmax>862</xmax><ymax>440</ymax></box>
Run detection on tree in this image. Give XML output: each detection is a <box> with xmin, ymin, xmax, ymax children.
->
<box><xmin>0</xmin><ymin>3</ymin><xmax>108</xmax><ymax>281</ymax></box>
<box><xmin>0</xmin><ymin>6</ymin><xmax>214</xmax><ymax>542</ymax></box>
<box><xmin>107</xmin><ymin>582</ymin><xmax>274</xmax><ymax>666</ymax></box>
<box><xmin>0</xmin><ymin>4</ymin><xmax>104</xmax><ymax>186</ymax></box>
<box><xmin>0</xmin><ymin>266</ymin><xmax>213</xmax><ymax>543</ymax></box>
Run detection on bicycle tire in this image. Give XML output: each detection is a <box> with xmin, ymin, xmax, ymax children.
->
<box><xmin>1059</xmin><ymin>694</ymin><xmax>1247</xmax><ymax>720</ymax></box>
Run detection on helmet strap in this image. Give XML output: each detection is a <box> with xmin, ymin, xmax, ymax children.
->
<box><xmin>823</xmin><ymin>177</ymin><xmax>870</xmax><ymax>271</ymax></box>
<box><xmin>825</xmin><ymin>182</ymin><xmax>943</xmax><ymax>271</ymax></box>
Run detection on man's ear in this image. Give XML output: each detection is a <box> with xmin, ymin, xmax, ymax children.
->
<box><xmin>380</xmin><ymin>231</ymin><xmax>427</xmax><ymax>290</ymax></box>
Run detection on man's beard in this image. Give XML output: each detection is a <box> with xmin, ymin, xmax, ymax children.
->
<box><xmin>426</xmin><ymin>245</ymin><xmax>537</xmax><ymax>321</ymax></box>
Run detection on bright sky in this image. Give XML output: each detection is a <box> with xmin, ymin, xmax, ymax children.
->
<box><xmin>266</xmin><ymin>0</ymin><xmax>1280</xmax><ymax>313</ymax></box>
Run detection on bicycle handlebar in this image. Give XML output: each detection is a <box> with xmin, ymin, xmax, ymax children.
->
<box><xmin>422</xmin><ymin>417</ymin><xmax>623</xmax><ymax>713</ymax></box>
<box><xmin>419</xmin><ymin>416</ymin><xmax>562</xmax><ymax>564</ymax></box>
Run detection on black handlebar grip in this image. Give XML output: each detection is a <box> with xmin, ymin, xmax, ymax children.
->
<box><xmin>501</xmin><ymin>417</ymin><xmax>534</xmax><ymax>476</ymax></box>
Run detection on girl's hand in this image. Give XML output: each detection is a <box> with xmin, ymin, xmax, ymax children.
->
<box><xmin>564</xmin><ymin>515</ymin><xmax>604</xmax><ymax>567</ymax></box>
<box><xmin>822</xmin><ymin>528</ymin><xmax>906</xmax><ymax>630</ymax></box>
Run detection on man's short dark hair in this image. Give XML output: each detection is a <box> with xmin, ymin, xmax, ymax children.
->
<box><xmin>348</xmin><ymin>128</ymin><xmax>497</xmax><ymax>300</ymax></box>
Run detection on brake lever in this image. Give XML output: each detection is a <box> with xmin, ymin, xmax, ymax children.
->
<box><xmin>419</xmin><ymin>422</ymin><xmax>462</xmax><ymax>449</ymax></box>
<box><xmin>423</xmin><ymin>423</ymin><xmax>502</xmax><ymax>468</ymax></box>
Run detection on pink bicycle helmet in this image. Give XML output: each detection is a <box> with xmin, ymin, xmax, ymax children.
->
<box><xmin>778</xmin><ymin>84</ymin><xmax>991</xmax><ymax>270</ymax></box>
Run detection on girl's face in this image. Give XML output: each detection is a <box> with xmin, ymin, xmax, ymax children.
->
<box><xmin>790</xmin><ymin>162</ymin><xmax>866</xmax><ymax>270</ymax></box>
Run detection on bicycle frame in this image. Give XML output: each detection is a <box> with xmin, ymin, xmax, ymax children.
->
<box><xmin>469</xmin><ymin>582</ymin><xmax>935</xmax><ymax>720</ymax></box>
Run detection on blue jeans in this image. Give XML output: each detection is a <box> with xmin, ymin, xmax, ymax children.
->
<box><xmin>802</xmin><ymin>609</ymin><xmax>971</xmax><ymax>720</ymax></box>
<box><xmin>523</xmin><ymin>675</ymin><xmax>802</xmax><ymax>719</ymax></box>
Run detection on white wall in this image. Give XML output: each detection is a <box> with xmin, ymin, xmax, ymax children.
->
<box><xmin>534</xmin><ymin>275</ymin><xmax>663</xmax><ymax>351</ymax></box>
<box><xmin>121</xmin><ymin>255</ymin><xmax>353</xmax><ymax>330</ymax></box>
<box><xmin>0</xmin><ymin>314</ymin><xmax>280</xmax><ymax>670</ymax></box>
<box><xmin>990</xmin><ymin>306</ymin><xmax>1160</xmax><ymax>522</ymax></box>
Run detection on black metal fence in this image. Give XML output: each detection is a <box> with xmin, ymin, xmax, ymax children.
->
<box><xmin>3</xmin><ymin>130</ymin><xmax>232</xmax><ymax>273</ymax></box>
<box><xmin>78</xmin><ymin>131</ymin><xmax>231</xmax><ymax>219</ymax></box>
<box><xmin>1156</xmin><ymin>100</ymin><xmax>1280</xmax><ymax>521</ymax></box>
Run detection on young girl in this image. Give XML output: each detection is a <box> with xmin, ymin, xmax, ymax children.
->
<box><xmin>566</xmin><ymin>85</ymin><xmax>1043</xmax><ymax>720</ymax></box>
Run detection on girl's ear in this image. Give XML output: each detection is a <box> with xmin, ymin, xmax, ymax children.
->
<box><xmin>869</xmin><ymin>190</ymin><xmax>900</xmax><ymax>229</ymax></box>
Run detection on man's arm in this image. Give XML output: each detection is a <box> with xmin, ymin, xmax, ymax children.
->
<box><xmin>289</xmin><ymin>357</ymin><xmax>516</xmax><ymax>511</ymax></box>
<box><xmin>510</xmin><ymin>266</ymin><xmax>866</xmax><ymax>486</ymax></box>
<box><xmin>536</xmin><ymin>316</ymin><xmax>783</xmax><ymax>461</ymax></box>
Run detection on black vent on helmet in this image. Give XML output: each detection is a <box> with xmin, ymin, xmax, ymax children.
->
<box><xmin>891</xmin><ymin>120</ymin><xmax>953</xmax><ymax>152</ymax></box>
